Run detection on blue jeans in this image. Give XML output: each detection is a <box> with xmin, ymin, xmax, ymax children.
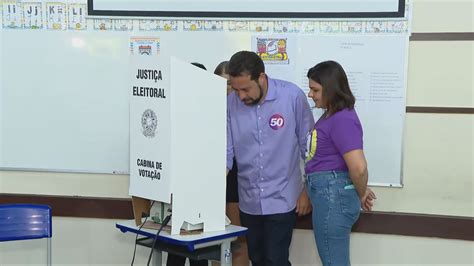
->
<box><xmin>306</xmin><ymin>171</ymin><xmax>361</xmax><ymax>266</ymax></box>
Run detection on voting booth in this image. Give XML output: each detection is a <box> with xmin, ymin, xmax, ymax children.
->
<box><xmin>129</xmin><ymin>53</ymin><xmax>226</xmax><ymax>235</ymax></box>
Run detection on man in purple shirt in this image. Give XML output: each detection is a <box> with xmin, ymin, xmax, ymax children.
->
<box><xmin>226</xmin><ymin>51</ymin><xmax>314</xmax><ymax>266</ymax></box>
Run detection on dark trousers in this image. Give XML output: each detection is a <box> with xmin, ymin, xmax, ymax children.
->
<box><xmin>166</xmin><ymin>254</ymin><xmax>207</xmax><ymax>266</ymax></box>
<box><xmin>240</xmin><ymin>209</ymin><xmax>297</xmax><ymax>266</ymax></box>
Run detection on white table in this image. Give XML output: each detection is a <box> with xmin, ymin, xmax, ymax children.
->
<box><xmin>116</xmin><ymin>220</ymin><xmax>247</xmax><ymax>265</ymax></box>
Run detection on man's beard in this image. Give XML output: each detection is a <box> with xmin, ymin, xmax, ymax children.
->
<box><xmin>245</xmin><ymin>83</ymin><xmax>264</xmax><ymax>106</ymax></box>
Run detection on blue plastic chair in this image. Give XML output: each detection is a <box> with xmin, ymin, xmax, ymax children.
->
<box><xmin>0</xmin><ymin>204</ymin><xmax>52</xmax><ymax>265</ymax></box>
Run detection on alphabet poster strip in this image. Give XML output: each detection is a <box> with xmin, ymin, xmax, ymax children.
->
<box><xmin>2</xmin><ymin>2</ymin><xmax>23</xmax><ymax>29</ymax></box>
<box><xmin>68</xmin><ymin>3</ymin><xmax>86</xmax><ymax>30</ymax></box>
<box><xmin>46</xmin><ymin>2</ymin><xmax>67</xmax><ymax>30</ymax></box>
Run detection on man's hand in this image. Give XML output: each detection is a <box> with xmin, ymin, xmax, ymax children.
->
<box><xmin>360</xmin><ymin>187</ymin><xmax>376</xmax><ymax>212</ymax></box>
<box><xmin>296</xmin><ymin>190</ymin><xmax>312</xmax><ymax>216</ymax></box>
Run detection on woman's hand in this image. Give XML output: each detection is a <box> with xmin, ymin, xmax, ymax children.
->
<box><xmin>360</xmin><ymin>187</ymin><xmax>376</xmax><ymax>212</ymax></box>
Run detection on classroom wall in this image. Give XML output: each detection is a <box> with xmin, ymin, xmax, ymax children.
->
<box><xmin>0</xmin><ymin>218</ymin><xmax>473</xmax><ymax>266</ymax></box>
<box><xmin>1</xmin><ymin>0</ymin><xmax>472</xmax><ymax>216</ymax></box>
<box><xmin>1</xmin><ymin>0</ymin><xmax>472</xmax><ymax>265</ymax></box>
<box><xmin>372</xmin><ymin>0</ymin><xmax>473</xmax><ymax>218</ymax></box>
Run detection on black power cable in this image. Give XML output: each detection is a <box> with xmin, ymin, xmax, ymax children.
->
<box><xmin>146</xmin><ymin>214</ymin><xmax>172</xmax><ymax>266</ymax></box>
<box><xmin>130</xmin><ymin>201</ymin><xmax>155</xmax><ymax>266</ymax></box>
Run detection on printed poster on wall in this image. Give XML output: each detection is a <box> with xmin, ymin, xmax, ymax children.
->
<box><xmin>114</xmin><ymin>19</ymin><xmax>133</xmax><ymax>31</ymax></box>
<box><xmin>68</xmin><ymin>3</ymin><xmax>86</xmax><ymax>30</ymax></box>
<box><xmin>23</xmin><ymin>2</ymin><xmax>43</xmax><ymax>29</ymax></box>
<box><xmin>252</xmin><ymin>35</ymin><xmax>297</xmax><ymax>83</ymax></box>
<box><xmin>93</xmin><ymin>18</ymin><xmax>113</xmax><ymax>30</ymax></box>
<box><xmin>130</xmin><ymin>37</ymin><xmax>160</xmax><ymax>56</ymax></box>
<box><xmin>2</xmin><ymin>2</ymin><xmax>23</xmax><ymax>29</ymax></box>
<box><xmin>46</xmin><ymin>2</ymin><xmax>67</xmax><ymax>30</ymax></box>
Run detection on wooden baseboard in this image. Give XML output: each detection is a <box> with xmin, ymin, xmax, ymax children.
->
<box><xmin>296</xmin><ymin>210</ymin><xmax>473</xmax><ymax>241</ymax></box>
<box><xmin>0</xmin><ymin>193</ymin><xmax>133</xmax><ymax>219</ymax></box>
<box><xmin>1</xmin><ymin>193</ymin><xmax>472</xmax><ymax>241</ymax></box>
<box><xmin>406</xmin><ymin>106</ymin><xmax>474</xmax><ymax>114</ymax></box>
<box><xmin>410</xmin><ymin>32</ymin><xmax>474</xmax><ymax>41</ymax></box>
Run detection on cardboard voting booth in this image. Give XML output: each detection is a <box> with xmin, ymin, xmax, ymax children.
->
<box><xmin>129</xmin><ymin>54</ymin><xmax>226</xmax><ymax>235</ymax></box>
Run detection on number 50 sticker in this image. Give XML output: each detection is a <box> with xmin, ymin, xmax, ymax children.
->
<box><xmin>269</xmin><ymin>114</ymin><xmax>285</xmax><ymax>130</ymax></box>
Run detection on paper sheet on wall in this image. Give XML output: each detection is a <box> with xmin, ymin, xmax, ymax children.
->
<box><xmin>296</xmin><ymin>35</ymin><xmax>408</xmax><ymax>186</ymax></box>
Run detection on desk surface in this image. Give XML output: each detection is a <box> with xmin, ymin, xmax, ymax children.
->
<box><xmin>116</xmin><ymin>220</ymin><xmax>247</xmax><ymax>251</ymax></box>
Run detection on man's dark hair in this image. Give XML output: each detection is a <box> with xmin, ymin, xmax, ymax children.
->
<box><xmin>228</xmin><ymin>51</ymin><xmax>265</xmax><ymax>81</ymax></box>
<box><xmin>191</xmin><ymin>62</ymin><xmax>207</xmax><ymax>70</ymax></box>
<box><xmin>307</xmin><ymin>60</ymin><xmax>355</xmax><ymax>115</ymax></box>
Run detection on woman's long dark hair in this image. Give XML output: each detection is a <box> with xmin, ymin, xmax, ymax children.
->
<box><xmin>307</xmin><ymin>61</ymin><xmax>355</xmax><ymax>116</ymax></box>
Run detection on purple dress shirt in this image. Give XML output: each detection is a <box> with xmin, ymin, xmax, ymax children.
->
<box><xmin>227</xmin><ymin>77</ymin><xmax>314</xmax><ymax>215</ymax></box>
